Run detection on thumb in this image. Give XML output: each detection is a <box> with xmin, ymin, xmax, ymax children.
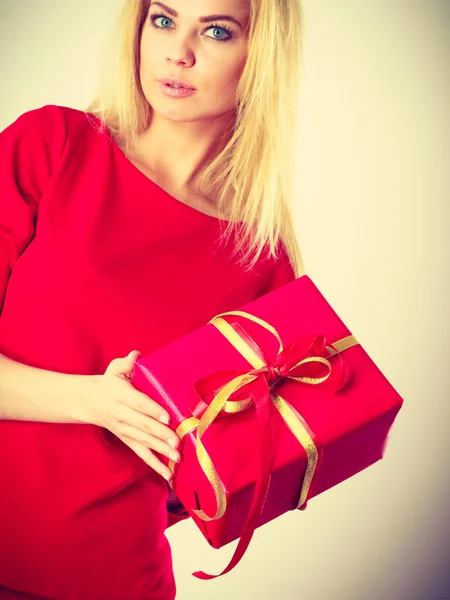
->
<box><xmin>105</xmin><ymin>350</ymin><xmax>141</xmax><ymax>376</ymax></box>
<box><xmin>127</xmin><ymin>350</ymin><xmax>141</xmax><ymax>363</ymax></box>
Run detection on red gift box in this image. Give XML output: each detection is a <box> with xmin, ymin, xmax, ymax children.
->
<box><xmin>132</xmin><ymin>275</ymin><xmax>403</xmax><ymax>579</ymax></box>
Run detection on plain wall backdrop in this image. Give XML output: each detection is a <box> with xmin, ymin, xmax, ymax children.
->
<box><xmin>0</xmin><ymin>1</ymin><xmax>448</xmax><ymax>598</ymax></box>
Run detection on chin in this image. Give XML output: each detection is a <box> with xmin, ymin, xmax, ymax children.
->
<box><xmin>156</xmin><ymin>109</ymin><xmax>205</xmax><ymax>123</ymax></box>
<box><xmin>150</xmin><ymin>104</ymin><xmax>214</xmax><ymax>123</ymax></box>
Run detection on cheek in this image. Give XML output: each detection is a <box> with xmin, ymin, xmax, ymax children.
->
<box><xmin>140</xmin><ymin>36</ymin><xmax>156</xmax><ymax>78</ymax></box>
<box><xmin>139</xmin><ymin>28</ymin><xmax>163</xmax><ymax>82</ymax></box>
<box><xmin>207</xmin><ymin>52</ymin><xmax>247</xmax><ymax>97</ymax></box>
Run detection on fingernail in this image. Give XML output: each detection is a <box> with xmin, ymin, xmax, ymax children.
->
<box><xmin>162</xmin><ymin>472</ymin><xmax>172</xmax><ymax>482</ymax></box>
<box><xmin>169</xmin><ymin>452</ymin><xmax>179</xmax><ymax>463</ymax></box>
<box><xmin>159</xmin><ymin>415</ymin><xmax>170</xmax><ymax>425</ymax></box>
<box><xmin>167</xmin><ymin>438</ymin><xmax>177</xmax><ymax>449</ymax></box>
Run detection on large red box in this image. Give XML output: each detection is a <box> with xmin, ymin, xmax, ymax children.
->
<box><xmin>132</xmin><ymin>275</ymin><xmax>403</xmax><ymax>575</ymax></box>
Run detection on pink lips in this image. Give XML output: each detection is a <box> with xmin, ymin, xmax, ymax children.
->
<box><xmin>158</xmin><ymin>81</ymin><xmax>197</xmax><ymax>98</ymax></box>
<box><xmin>159</xmin><ymin>78</ymin><xmax>195</xmax><ymax>89</ymax></box>
<box><xmin>159</xmin><ymin>79</ymin><xmax>196</xmax><ymax>98</ymax></box>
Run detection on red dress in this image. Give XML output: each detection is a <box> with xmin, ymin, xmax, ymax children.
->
<box><xmin>0</xmin><ymin>106</ymin><xmax>296</xmax><ymax>599</ymax></box>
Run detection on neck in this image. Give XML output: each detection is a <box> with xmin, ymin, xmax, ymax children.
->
<box><xmin>134</xmin><ymin>109</ymin><xmax>236</xmax><ymax>194</ymax></box>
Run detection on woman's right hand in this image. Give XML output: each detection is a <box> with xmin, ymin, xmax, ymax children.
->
<box><xmin>85</xmin><ymin>350</ymin><xmax>181</xmax><ymax>482</ymax></box>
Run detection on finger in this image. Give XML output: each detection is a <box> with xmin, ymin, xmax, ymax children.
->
<box><xmin>104</xmin><ymin>373</ymin><xmax>173</xmax><ymax>430</ymax></box>
<box><xmin>115</xmin><ymin>404</ymin><xmax>180</xmax><ymax>448</ymax></box>
<box><xmin>114</xmin><ymin>422</ymin><xmax>181</xmax><ymax>463</ymax></box>
<box><xmin>124</xmin><ymin>388</ymin><xmax>174</xmax><ymax>431</ymax></box>
<box><xmin>121</xmin><ymin>435</ymin><xmax>173</xmax><ymax>481</ymax></box>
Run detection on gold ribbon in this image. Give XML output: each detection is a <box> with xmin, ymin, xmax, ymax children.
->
<box><xmin>168</xmin><ymin>310</ymin><xmax>359</xmax><ymax>520</ymax></box>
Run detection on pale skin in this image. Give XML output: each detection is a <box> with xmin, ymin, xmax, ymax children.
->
<box><xmin>0</xmin><ymin>1</ymin><xmax>250</xmax><ymax>481</ymax></box>
<box><xmin>128</xmin><ymin>0</ymin><xmax>250</xmax><ymax>216</ymax></box>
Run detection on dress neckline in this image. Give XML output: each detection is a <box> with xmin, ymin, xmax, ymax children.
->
<box><xmin>92</xmin><ymin>113</ymin><xmax>234</xmax><ymax>224</ymax></box>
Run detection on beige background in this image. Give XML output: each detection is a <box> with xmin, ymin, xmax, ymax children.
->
<box><xmin>1</xmin><ymin>0</ymin><xmax>448</xmax><ymax>598</ymax></box>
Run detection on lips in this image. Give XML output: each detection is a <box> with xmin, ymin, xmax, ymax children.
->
<box><xmin>159</xmin><ymin>78</ymin><xmax>196</xmax><ymax>90</ymax></box>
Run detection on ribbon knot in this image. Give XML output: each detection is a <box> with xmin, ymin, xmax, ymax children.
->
<box><xmin>258</xmin><ymin>364</ymin><xmax>282</xmax><ymax>389</ymax></box>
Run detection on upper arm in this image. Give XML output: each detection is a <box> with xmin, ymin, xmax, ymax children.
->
<box><xmin>0</xmin><ymin>105</ymin><xmax>68</xmax><ymax>312</ymax></box>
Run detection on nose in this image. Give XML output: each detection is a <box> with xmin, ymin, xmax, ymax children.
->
<box><xmin>166</xmin><ymin>37</ymin><xmax>195</xmax><ymax>68</ymax></box>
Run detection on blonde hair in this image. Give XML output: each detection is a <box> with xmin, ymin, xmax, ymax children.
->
<box><xmin>86</xmin><ymin>0</ymin><xmax>305</xmax><ymax>275</ymax></box>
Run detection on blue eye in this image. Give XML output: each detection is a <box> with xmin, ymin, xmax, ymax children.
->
<box><xmin>149</xmin><ymin>13</ymin><xmax>233</xmax><ymax>42</ymax></box>
<box><xmin>151</xmin><ymin>14</ymin><xmax>173</xmax><ymax>29</ymax></box>
<box><xmin>206</xmin><ymin>26</ymin><xmax>231</xmax><ymax>41</ymax></box>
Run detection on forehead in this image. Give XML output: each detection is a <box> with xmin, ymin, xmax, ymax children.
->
<box><xmin>149</xmin><ymin>0</ymin><xmax>250</xmax><ymax>21</ymax></box>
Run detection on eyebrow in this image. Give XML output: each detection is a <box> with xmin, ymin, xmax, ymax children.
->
<box><xmin>149</xmin><ymin>2</ymin><xmax>243</xmax><ymax>29</ymax></box>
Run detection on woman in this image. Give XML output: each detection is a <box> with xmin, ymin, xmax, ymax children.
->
<box><xmin>0</xmin><ymin>0</ymin><xmax>304</xmax><ymax>598</ymax></box>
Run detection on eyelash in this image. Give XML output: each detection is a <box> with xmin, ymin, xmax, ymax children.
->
<box><xmin>149</xmin><ymin>12</ymin><xmax>234</xmax><ymax>42</ymax></box>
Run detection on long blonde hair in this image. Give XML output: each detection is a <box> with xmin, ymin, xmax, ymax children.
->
<box><xmin>86</xmin><ymin>0</ymin><xmax>305</xmax><ymax>275</ymax></box>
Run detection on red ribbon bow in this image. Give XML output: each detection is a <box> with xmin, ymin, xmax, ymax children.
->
<box><xmin>190</xmin><ymin>330</ymin><xmax>348</xmax><ymax>421</ymax></box>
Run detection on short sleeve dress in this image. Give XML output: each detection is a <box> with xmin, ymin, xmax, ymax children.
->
<box><xmin>0</xmin><ymin>106</ymin><xmax>296</xmax><ymax>600</ymax></box>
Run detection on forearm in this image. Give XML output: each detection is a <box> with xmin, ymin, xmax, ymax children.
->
<box><xmin>0</xmin><ymin>352</ymin><xmax>93</xmax><ymax>423</ymax></box>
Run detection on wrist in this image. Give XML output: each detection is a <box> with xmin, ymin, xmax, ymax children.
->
<box><xmin>71</xmin><ymin>374</ymin><xmax>99</xmax><ymax>425</ymax></box>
